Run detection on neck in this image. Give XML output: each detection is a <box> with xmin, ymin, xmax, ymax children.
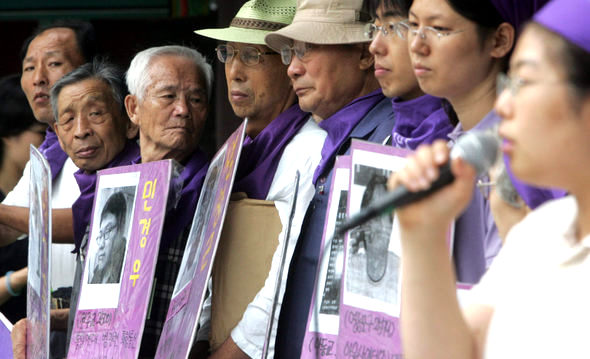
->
<box><xmin>246</xmin><ymin>90</ymin><xmax>297</xmax><ymax>138</ymax></box>
<box><xmin>140</xmin><ymin>140</ymin><xmax>191</xmax><ymax>164</ymax></box>
<box><xmin>448</xmin><ymin>71</ymin><xmax>497</xmax><ymax>131</ymax></box>
<box><xmin>0</xmin><ymin>158</ymin><xmax>20</xmax><ymax>195</ymax></box>
<box><xmin>313</xmin><ymin>75</ymin><xmax>380</xmax><ymax>123</ymax></box>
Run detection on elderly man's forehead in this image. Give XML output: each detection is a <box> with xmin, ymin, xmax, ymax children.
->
<box><xmin>25</xmin><ymin>27</ymin><xmax>81</xmax><ymax>59</ymax></box>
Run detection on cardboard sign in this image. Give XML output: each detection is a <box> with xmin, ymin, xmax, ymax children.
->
<box><xmin>155</xmin><ymin>120</ymin><xmax>246</xmax><ymax>359</ymax></box>
<box><xmin>27</xmin><ymin>146</ymin><xmax>51</xmax><ymax>359</ymax></box>
<box><xmin>68</xmin><ymin>160</ymin><xmax>174</xmax><ymax>358</ymax></box>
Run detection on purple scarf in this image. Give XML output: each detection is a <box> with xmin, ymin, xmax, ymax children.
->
<box><xmin>39</xmin><ymin>127</ymin><xmax>68</xmax><ymax>180</ymax></box>
<box><xmin>72</xmin><ymin>140</ymin><xmax>140</xmax><ymax>253</ymax></box>
<box><xmin>233</xmin><ymin>104</ymin><xmax>310</xmax><ymax>200</ymax></box>
<box><xmin>391</xmin><ymin>95</ymin><xmax>454</xmax><ymax>150</ymax></box>
<box><xmin>314</xmin><ymin>89</ymin><xmax>385</xmax><ymax>183</ymax></box>
<box><xmin>161</xmin><ymin>148</ymin><xmax>209</xmax><ymax>248</ymax></box>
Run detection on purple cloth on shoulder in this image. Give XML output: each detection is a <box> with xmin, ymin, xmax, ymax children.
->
<box><xmin>72</xmin><ymin>140</ymin><xmax>140</xmax><ymax>253</ymax></box>
<box><xmin>489</xmin><ymin>0</ymin><xmax>549</xmax><ymax>32</ymax></box>
<box><xmin>534</xmin><ymin>0</ymin><xmax>590</xmax><ymax>52</ymax></box>
<box><xmin>38</xmin><ymin>127</ymin><xmax>68</xmax><ymax>180</ymax></box>
<box><xmin>314</xmin><ymin>89</ymin><xmax>385</xmax><ymax>184</ymax></box>
<box><xmin>161</xmin><ymin>148</ymin><xmax>209</xmax><ymax>248</ymax></box>
<box><xmin>233</xmin><ymin>104</ymin><xmax>310</xmax><ymax>200</ymax></box>
<box><xmin>391</xmin><ymin>94</ymin><xmax>453</xmax><ymax>150</ymax></box>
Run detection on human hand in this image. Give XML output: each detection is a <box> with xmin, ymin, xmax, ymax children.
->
<box><xmin>387</xmin><ymin>140</ymin><xmax>476</xmax><ymax>233</ymax></box>
<box><xmin>11</xmin><ymin>318</ymin><xmax>27</xmax><ymax>359</ymax></box>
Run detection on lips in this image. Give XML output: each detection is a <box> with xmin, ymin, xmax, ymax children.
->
<box><xmin>76</xmin><ymin>146</ymin><xmax>99</xmax><ymax>158</ymax></box>
<box><xmin>33</xmin><ymin>91</ymin><xmax>50</xmax><ymax>104</ymax></box>
<box><xmin>374</xmin><ymin>63</ymin><xmax>390</xmax><ymax>77</ymax></box>
<box><xmin>413</xmin><ymin>63</ymin><xmax>431</xmax><ymax>77</ymax></box>
<box><xmin>294</xmin><ymin>87</ymin><xmax>310</xmax><ymax>97</ymax></box>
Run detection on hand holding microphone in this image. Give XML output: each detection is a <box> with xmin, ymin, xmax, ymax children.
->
<box><xmin>337</xmin><ymin>131</ymin><xmax>499</xmax><ymax>235</ymax></box>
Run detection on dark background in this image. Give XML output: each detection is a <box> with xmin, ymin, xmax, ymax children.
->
<box><xmin>0</xmin><ymin>0</ymin><xmax>247</xmax><ymax>155</ymax></box>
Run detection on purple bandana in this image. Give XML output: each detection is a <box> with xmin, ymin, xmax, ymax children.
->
<box><xmin>161</xmin><ymin>148</ymin><xmax>209</xmax><ymax>248</ymax></box>
<box><xmin>233</xmin><ymin>104</ymin><xmax>310</xmax><ymax>199</ymax></box>
<box><xmin>72</xmin><ymin>140</ymin><xmax>140</xmax><ymax>253</ymax></box>
<box><xmin>490</xmin><ymin>0</ymin><xmax>550</xmax><ymax>32</ymax></box>
<box><xmin>39</xmin><ymin>127</ymin><xmax>68</xmax><ymax>180</ymax></box>
<box><xmin>391</xmin><ymin>95</ymin><xmax>453</xmax><ymax>150</ymax></box>
<box><xmin>314</xmin><ymin>89</ymin><xmax>385</xmax><ymax>183</ymax></box>
<box><xmin>534</xmin><ymin>0</ymin><xmax>590</xmax><ymax>52</ymax></box>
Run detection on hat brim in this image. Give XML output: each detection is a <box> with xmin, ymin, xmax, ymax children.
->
<box><xmin>195</xmin><ymin>26</ymin><xmax>274</xmax><ymax>46</ymax></box>
<box><xmin>265</xmin><ymin>21</ymin><xmax>369</xmax><ymax>52</ymax></box>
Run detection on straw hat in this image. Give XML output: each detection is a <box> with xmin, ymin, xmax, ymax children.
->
<box><xmin>194</xmin><ymin>0</ymin><xmax>296</xmax><ymax>45</ymax></box>
<box><xmin>264</xmin><ymin>0</ymin><xmax>371</xmax><ymax>52</ymax></box>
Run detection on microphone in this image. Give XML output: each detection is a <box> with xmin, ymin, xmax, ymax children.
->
<box><xmin>336</xmin><ymin>131</ymin><xmax>499</xmax><ymax>236</ymax></box>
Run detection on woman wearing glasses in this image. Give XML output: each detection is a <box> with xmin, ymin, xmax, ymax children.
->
<box><xmin>390</xmin><ymin>0</ymin><xmax>590</xmax><ymax>357</ymax></box>
<box><xmin>403</xmin><ymin>0</ymin><xmax>547</xmax><ymax>284</ymax></box>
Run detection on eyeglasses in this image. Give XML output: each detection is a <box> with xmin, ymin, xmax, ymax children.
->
<box><xmin>364</xmin><ymin>21</ymin><xmax>410</xmax><ymax>40</ymax></box>
<box><xmin>476</xmin><ymin>179</ymin><xmax>496</xmax><ymax>200</ymax></box>
<box><xmin>406</xmin><ymin>24</ymin><xmax>464</xmax><ymax>41</ymax></box>
<box><xmin>497</xmin><ymin>73</ymin><xmax>527</xmax><ymax>97</ymax></box>
<box><xmin>279</xmin><ymin>42</ymin><xmax>314</xmax><ymax>65</ymax></box>
<box><xmin>215</xmin><ymin>44</ymin><xmax>277</xmax><ymax>66</ymax></box>
<box><xmin>97</xmin><ymin>223</ymin><xmax>116</xmax><ymax>244</ymax></box>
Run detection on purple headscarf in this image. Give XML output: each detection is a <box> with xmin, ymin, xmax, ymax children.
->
<box><xmin>533</xmin><ymin>0</ymin><xmax>590</xmax><ymax>52</ymax></box>
<box><xmin>233</xmin><ymin>104</ymin><xmax>310</xmax><ymax>200</ymax></box>
<box><xmin>72</xmin><ymin>140</ymin><xmax>140</xmax><ymax>253</ymax></box>
<box><xmin>38</xmin><ymin>127</ymin><xmax>68</xmax><ymax>180</ymax></box>
<box><xmin>391</xmin><ymin>95</ymin><xmax>454</xmax><ymax>150</ymax></box>
<box><xmin>314</xmin><ymin>89</ymin><xmax>385</xmax><ymax>184</ymax></box>
<box><xmin>490</xmin><ymin>0</ymin><xmax>550</xmax><ymax>32</ymax></box>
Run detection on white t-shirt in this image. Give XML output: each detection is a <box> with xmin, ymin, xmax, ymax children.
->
<box><xmin>470</xmin><ymin>196</ymin><xmax>590</xmax><ymax>359</ymax></box>
<box><xmin>3</xmin><ymin>157</ymin><xmax>80</xmax><ymax>290</ymax></box>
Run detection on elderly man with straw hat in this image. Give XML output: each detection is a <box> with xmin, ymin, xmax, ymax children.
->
<box><xmin>193</xmin><ymin>1</ymin><xmax>326</xmax><ymax>358</ymax></box>
<box><xmin>262</xmin><ymin>0</ymin><xmax>395</xmax><ymax>357</ymax></box>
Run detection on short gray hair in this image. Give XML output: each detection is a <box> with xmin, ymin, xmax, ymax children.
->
<box><xmin>50</xmin><ymin>59</ymin><xmax>127</xmax><ymax>123</ymax></box>
<box><xmin>125</xmin><ymin>45</ymin><xmax>213</xmax><ymax>102</ymax></box>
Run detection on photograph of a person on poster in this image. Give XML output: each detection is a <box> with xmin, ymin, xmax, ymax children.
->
<box><xmin>347</xmin><ymin>171</ymin><xmax>400</xmax><ymax>305</ymax></box>
<box><xmin>88</xmin><ymin>191</ymin><xmax>130</xmax><ymax>284</ymax></box>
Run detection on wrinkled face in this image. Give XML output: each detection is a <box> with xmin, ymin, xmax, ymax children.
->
<box><xmin>21</xmin><ymin>28</ymin><xmax>85</xmax><ymax>124</ymax></box>
<box><xmin>96</xmin><ymin>212</ymin><xmax>119</xmax><ymax>272</ymax></box>
<box><xmin>407</xmin><ymin>0</ymin><xmax>494</xmax><ymax>100</ymax></box>
<box><xmin>225</xmin><ymin>42</ymin><xmax>292</xmax><ymax>125</ymax></box>
<box><xmin>54</xmin><ymin>78</ymin><xmax>129</xmax><ymax>173</ymax></box>
<box><xmin>369</xmin><ymin>5</ymin><xmax>422</xmax><ymax>99</ymax></box>
<box><xmin>496</xmin><ymin>26</ymin><xmax>590</xmax><ymax>189</ymax></box>
<box><xmin>128</xmin><ymin>55</ymin><xmax>208</xmax><ymax>162</ymax></box>
<box><xmin>287</xmin><ymin>41</ymin><xmax>372</xmax><ymax>121</ymax></box>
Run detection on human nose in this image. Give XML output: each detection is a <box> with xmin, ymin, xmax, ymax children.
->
<box><xmin>73</xmin><ymin>114</ymin><xmax>92</xmax><ymax>139</ymax></box>
<box><xmin>409</xmin><ymin>29</ymin><xmax>429</xmax><ymax>56</ymax></box>
<box><xmin>287</xmin><ymin>55</ymin><xmax>304</xmax><ymax>80</ymax></box>
<box><xmin>494</xmin><ymin>86</ymin><xmax>513</xmax><ymax>121</ymax></box>
<box><xmin>226</xmin><ymin>56</ymin><xmax>245</xmax><ymax>82</ymax></box>
<box><xmin>173</xmin><ymin>95</ymin><xmax>190</xmax><ymax>118</ymax></box>
<box><xmin>32</xmin><ymin>64</ymin><xmax>48</xmax><ymax>87</ymax></box>
<box><xmin>369</xmin><ymin>31</ymin><xmax>386</xmax><ymax>56</ymax></box>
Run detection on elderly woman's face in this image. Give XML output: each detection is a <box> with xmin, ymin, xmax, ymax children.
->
<box><xmin>96</xmin><ymin>212</ymin><xmax>118</xmax><ymax>272</ymax></box>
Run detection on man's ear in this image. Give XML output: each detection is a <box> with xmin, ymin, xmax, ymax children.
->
<box><xmin>359</xmin><ymin>43</ymin><xmax>375</xmax><ymax>71</ymax></box>
<box><xmin>125</xmin><ymin>118</ymin><xmax>139</xmax><ymax>140</ymax></box>
<box><xmin>124</xmin><ymin>94</ymin><xmax>140</xmax><ymax>127</ymax></box>
<box><xmin>490</xmin><ymin>22</ymin><xmax>515</xmax><ymax>59</ymax></box>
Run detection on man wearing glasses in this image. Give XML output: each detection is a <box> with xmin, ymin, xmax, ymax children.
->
<box><xmin>194</xmin><ymin>1</ymin><xmax>326</xmax><ymax>358</ymax></box>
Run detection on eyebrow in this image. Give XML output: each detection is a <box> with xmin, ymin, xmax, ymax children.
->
<box><xmin>24</xmin><ymin>50</ymin><xmax>63</xmax><ymax>63</ymax></box>
<box><xmin>511</xmin><ymin>59</ymin><xmax>540</xmax><ymax>71</ymax></box>
<box><xmin>154</xmin><ymin>85</ymin><xmax>206</xmax><ymax>94</ymax></box>
<box><xmin>408</xmin><ymin>10</ymin><xmax>444</xmax><ymax>21</ymax></box>
<box><xmin>381</xmin><ymin>9</ymin><xmax>403</xmax><ymax>18</ymax></box>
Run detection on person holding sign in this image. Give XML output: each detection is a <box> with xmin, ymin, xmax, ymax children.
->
<box><xmin>389</xmin><ymin>0</ymin><xmax>590</xmax><ymax>357</ymax></box>
<box><xmin>194</xmin><ymin>0</ymin><xmax>327</xmax><ymax>357</ymax></box>
<box><xmin>124</xmin><ymin>45</ymin><xmax>213</xmax><ymax>357</ymax></box>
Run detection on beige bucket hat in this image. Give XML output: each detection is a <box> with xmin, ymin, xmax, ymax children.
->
<box><xmin>194</xmin><ymin>0</ymin><xmax>296</xmax><ymax>45</ymax></box>
<box><xmin>264</xmin><ymin>0</ymin><xmax>371</xmax><ymax>52</ymax></box>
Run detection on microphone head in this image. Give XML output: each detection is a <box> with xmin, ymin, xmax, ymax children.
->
<box><xmin>450</xmin><ymin>131</ymin><xmax>499</xmax><ymax>175</ymax></box>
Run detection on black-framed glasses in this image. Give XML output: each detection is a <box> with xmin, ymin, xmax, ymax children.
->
<box><xmin>215</xmin><ymin>44</ymin><xmax>277</xmax><ymax>66</ymax></box>
<box><xmin>407</xmin><ymin>24</ymin><xmax>464</xmax><ymax>41</ymax></box>
<box><xmin>364</xmin><ymin>21</ymin><xmax>410</xmax><ymax>40</ymax></box>
<box><xmin>97</xmin><ymin>223</ymin><xmax>117</xmax><ymax>244</ymax></box>
<box><xmin>279</xmin><ymin>42</ymin><xmax>314</xmax><ymax>65</ymax></box>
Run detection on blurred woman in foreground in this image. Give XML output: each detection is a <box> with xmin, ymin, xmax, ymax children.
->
<box><xmin>389</xmin><ymin>0</ymin><xmax>590</xmax><ymax>357</ymax></box>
